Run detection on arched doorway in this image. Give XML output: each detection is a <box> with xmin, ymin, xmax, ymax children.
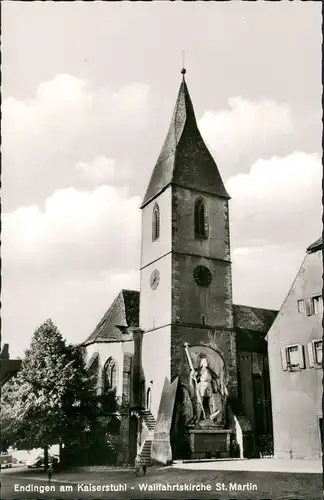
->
<box><xmin>146</xmin><ymin>388</ymin><xmax>152</xmax><ymax>410</ymax></box>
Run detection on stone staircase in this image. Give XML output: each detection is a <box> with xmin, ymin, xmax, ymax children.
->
<box><xmin>139</xmin><ymin>409</ymin><xmax>156</xmax><ymax>465</ymax></box>
<box><xmin>140</xmin><ymin>409</ymin><xmax>156</xmax><ymax>431</ymax></box>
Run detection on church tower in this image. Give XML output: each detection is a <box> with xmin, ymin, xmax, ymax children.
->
<box><xmin>140</xmin><ymin>70</ymin><xmax>237</xmax><ymax>418</ymax></box>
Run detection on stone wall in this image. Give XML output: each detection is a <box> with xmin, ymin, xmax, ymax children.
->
<box><xmin>118</xmin><ymin>413</ymin><xmax>130</xmax><ymax>465</ymax></box>
<box><xmin>172</xmin><ymin>187</ymin><xmax>231</xmax><ymax>261</ymax></box>
<box><xmin>141</xmin><ymin>326</ymin><xmax>171</xmax><ymax>418</ymax></box>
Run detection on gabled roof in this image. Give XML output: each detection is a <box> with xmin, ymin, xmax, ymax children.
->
<box><xmin>141</xmin><ymin>71</ymin><xmax>229</xmax><ymax>208</ymax></box>
<box><xmin>306</xmin><ymin>236</ymin><xmax>322</xmax><ymax>254</ymax></box>
<box><xmin>83</xmin><ymin>290</ymin><xmax>139</xmax><ymax>345</ymax></box>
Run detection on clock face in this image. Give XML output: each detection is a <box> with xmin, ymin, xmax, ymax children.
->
<box><xmin>150</xmin><ymin>269</ymin><xmax>160</xmax><ymax>290</ymax></box>
<box><xmin>193</xmin><ymin>265</ymin><xmax>212</xmax><ymax>287</ymax></box>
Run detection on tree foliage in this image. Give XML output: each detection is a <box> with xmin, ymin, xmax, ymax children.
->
<box><xmin>1</xmin><ymin>319</ymin><xmax>101</xmax><ymax>458</ymax></box>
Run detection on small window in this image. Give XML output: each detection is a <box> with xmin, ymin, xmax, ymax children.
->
<box><xmin>297</xmin><ymin>300</ymin><xmax>305</xmax><ymax>313</ymax></box>
<box><xmin>281</xmin><ymin>344</ymin><xmax>305</xmax><ymax>371</ymax></box>
<box><xmin>152</xmin><ymin>203</ymin><xmax>160</xmax><ymax>242</ymax></box>
<box><xmin>287</xmin><ymin>346</ymin><xmax>299</xmax><ymax>367</ymax></box>
<box><xmin>201</xmin><ymin>314</ymin><xmax>206</xmax><ymax>326</ymax></box>
<box><xmin>305</xmin><ymin>297</ymin><xmax>314</xmax><ymax>316</ymax></box>
<box><xmin>314</xmin><ymin>340</ymin><xmax>322</xmax><ymax>365</ymax></box>
<box><xmin>307</xmin><ymin>339</ymin><xmax>322</xmax><ymax>368</ymax></box>
<box><xmin>313</xmin><ymin>295</ymin><xmax>323</xmax><ymax>315</ymax></box>
<box><xmin>194</xmin><ymin>198</ymin><xmax>209</xmax><ymax>240</ymax></box>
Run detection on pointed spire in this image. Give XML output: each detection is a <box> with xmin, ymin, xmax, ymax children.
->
<box><xmin>141</xmin><ymin>72</ymin><xmax>229</xmax><ymax>208</ymax></box>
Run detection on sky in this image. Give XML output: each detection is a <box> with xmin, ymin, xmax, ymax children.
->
<box><xmin>2</xmin><ymin>2</ymin><xmax>322</xmax><ymax>358</ymax></box>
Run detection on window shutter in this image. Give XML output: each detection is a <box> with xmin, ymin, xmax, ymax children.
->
<box><xmin>298</xmin><ymin>344</ymin><xmax>305</xmax><ymax>369</ymax></box>
<box><xmin>305</xmin><ymin>298</ymin><xmax>314</xmax><ymax>316</ymax></box>
<box><xmin>281</xmin><ymin>348</ymin><xmax>288</xmax><ymax>371</ymax></box>
<box><xmin>307</xmin><ymin>342</ymin><xmax>315</xmax><ymax>368</ymax></box>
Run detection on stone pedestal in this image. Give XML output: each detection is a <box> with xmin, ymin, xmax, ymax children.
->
<box><xmin>188</xmin><ymin>428</ymin><xmax>231</xmax><ymax>459</ymax></box>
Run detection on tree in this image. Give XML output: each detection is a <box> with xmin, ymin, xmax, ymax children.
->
<box><xmin>1</xmin><ymin>319</ymin><xmax>100</xmax><ymax>467</ymax></box>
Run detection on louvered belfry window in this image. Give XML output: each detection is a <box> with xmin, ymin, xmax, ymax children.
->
<box><xmin>152</xmin><ymin>203</ymin><xmax>160</xmax><ymax>241</ymax></box>
<box><xmin>194</xmin><ymin>197</ymin><xmax>209</xmax><ymax>240</ymax></box>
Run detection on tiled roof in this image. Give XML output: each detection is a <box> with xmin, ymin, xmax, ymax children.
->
<box><xmin>306</xmin><ymin>236</ymin><xmax>322</xmax><ymax>254</ymax></box>
<box><xmin>233</xmin><ymin>304</ymin><xmax>278</xmax><ymax>352</ymax></box>
<box><xmin>86</xmin><ymin>352</ymin><xmax>99</xmax><ymax>370</ymax></box>
<box><xmin>233</xmin><ymin>304</ymin><xmax>278</xmax><ymax>333</ymax></box>
<box><xmin>82</xmin><ymin>290</ymin><xmax>139</xmax><ymax>345</ymax></box>
<box><xmin>141</xmin><ymin>74</ymin><xmax>229</xmax><ymax>208</ymax></box>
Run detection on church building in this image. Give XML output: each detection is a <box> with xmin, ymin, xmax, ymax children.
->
<box><xmin>82</xmin><ymin>70</ymin><xmax>278</xmax><ymax>465</ymax></box>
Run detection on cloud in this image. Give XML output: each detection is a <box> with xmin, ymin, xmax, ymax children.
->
<box><xmin>199</xmin><ymin>97</ymin><xmax>294</xmax><ymax>172</ymax></box>
<box><xmin>75</xmin><ymin>156</ymin><xmax>116</xmax><ymax>185</ymax></box>
<box><xmin>2</xmin><ymin>75</ymin><xmax>151</xmax><ymax>211</ymax></box>
<box><xmin>2</xmin><ymin>181</ymin><xmax>142</xmax><ymax>354</ymax></box>
<box><xmin>2</xmin><ymin>268</ymin><xmax>140</xmax><ymax>355</ymax></box>
<box><xmin>232</xmin><ymin>243</ymin><xmax>305</xmax><ymax>310</ymax></box>
<box><xmin>226</xmin><ymin>151</ymin><xmax>322</xmax><ymax>249</ymax></box>
<box><xmin>2</xmin><ymin>184</ymin><xmax>142</xmax><ymax>278</ymax></box>
<box><xmin>227</xmin><ymin>151</ymin><xmax>322</xmax><ymax>310</ymax></box>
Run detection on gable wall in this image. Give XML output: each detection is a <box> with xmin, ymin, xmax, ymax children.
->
<box><xmin>267</xmin><ymin>250</ymin><xmax>322</xmax><ymax>459</ymax></box>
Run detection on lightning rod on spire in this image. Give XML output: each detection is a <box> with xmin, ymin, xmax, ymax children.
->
<box><xmin>181</xmin><ymin>50</ymin><xmax>186</xmax><ymax>79</ymax></box>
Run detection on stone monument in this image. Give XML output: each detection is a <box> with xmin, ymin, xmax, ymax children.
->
<box><xmin>183</xmin><ymin>343</ymin><xmax>231</xmax><ymax>459</ymax></box>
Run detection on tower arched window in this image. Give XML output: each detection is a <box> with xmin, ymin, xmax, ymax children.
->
<box><xmin>194</xmin><ymin>197</ymin><xmax>209</xmax><ymax>240</ymax></box>
<box><xmin>103</xmin><ymin>357</ymin><xmax>118</xmax><ymax>393</ymax></box>
<box><xmin>152</xmin><ymin>203</ymin><xmax>160</xmax><ymax>241</ymax></box>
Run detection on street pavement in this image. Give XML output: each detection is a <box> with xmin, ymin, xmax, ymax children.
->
<box><xmin>1</xmin><ymin>463</ymin><xmax>322</xmax><ymax>499</ymax></box>
<box><xmin>172</xmin><ymin>458</ymin><xmax>322</xmax><ymax>473</ymax></box>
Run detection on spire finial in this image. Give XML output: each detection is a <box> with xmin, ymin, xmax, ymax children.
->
<box><xmin>181</xmin><ymin>50</ymin><xmax>186</xmax><ymax>79</ymax></box>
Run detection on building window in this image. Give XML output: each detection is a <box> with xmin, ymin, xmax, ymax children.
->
<box><xmin>194</xmin><ymin>197</ymin><xmax>209</xmax><ymax>240</ymax></box>
<box><xmin>313</xmin><ymin>295</ymin><xmax>323</xmax><ymax>315</ymax></box>
<box><xmin>201</xmin><ymin>314</ymin><xmax>206</xmax><ymax>326</ymax></box>
<box><xmin>103</xmin><ymin>357</ymin><xmax>118</xmax><ymax>393</ymax></box>
<box><xmin>87</xmin><ymin>354</ymin><xmax>99</xmax><ymax>390</ymax></box>
<box><xmin>286</xmin><ymin>346</ymin><xmax>300</xmax><ymax>367</ymax></box>
<box><xmin>281</xmin><ymin>344</ymin><xmax>305</xmax><ymax>371</ymax></box>
<box><xmin>307</xmin><ymin>339</ymin><xmax>322</xmax><ymax>368</ymax></box>
<box><xmin>298</xmin><ymin>295</ymin><xmax>323</xmax><ymax>316</ymax></box>
<box><xmin>152</xmin><ymin>203</ymin><xmax>160</xmax><ymax>241</ymax></box>
<box><xmin>297</xmin><ymin>300</ymin><xmax>305</xmax><ymax>313</ymax></box>
<box><xmin>314</xmin><ymin>340</ymin><xmax>322</xmax><ymax>364</ymax></box>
